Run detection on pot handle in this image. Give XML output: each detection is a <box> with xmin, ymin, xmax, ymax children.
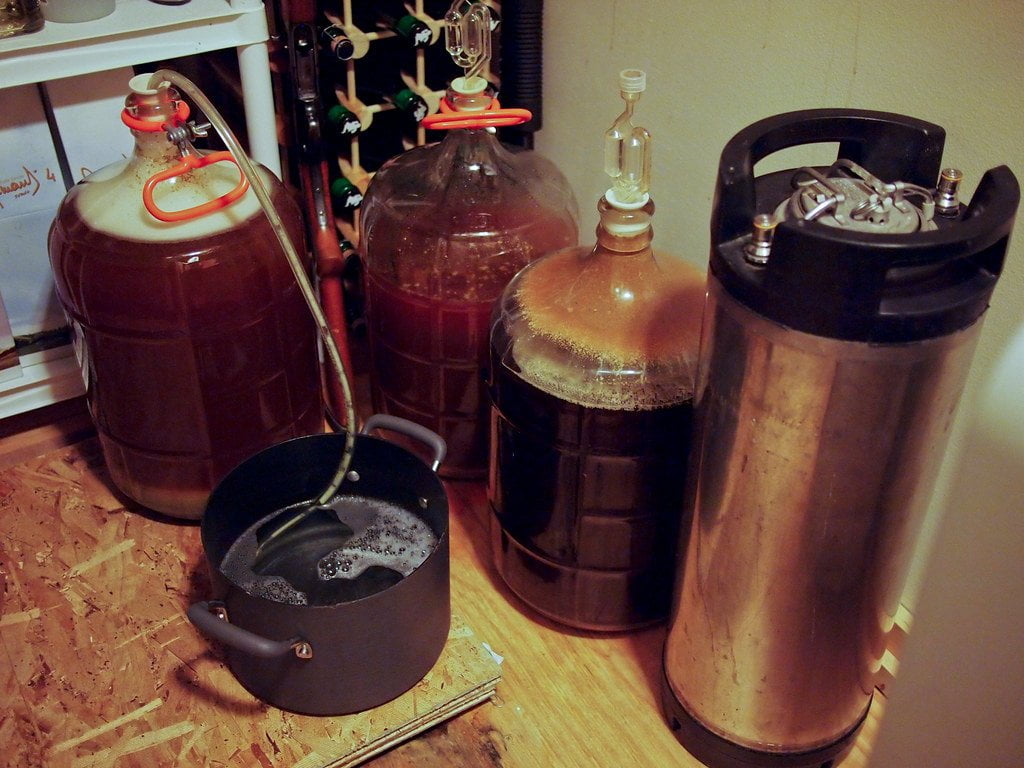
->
<box><xmin>187</xmin><ymin>601</ymin><xmax>313</xmax><ymax>660</ymax></box>
<box><xmin>362</xmin><ymin>413</ymin><xmax>447</xmax><ymax>472</ymax></box>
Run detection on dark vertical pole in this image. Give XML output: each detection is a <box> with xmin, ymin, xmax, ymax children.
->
<box><xmin>499</xmin><ymin>0</ymin><xmax>544</xmax><ymax>149</ymax></box>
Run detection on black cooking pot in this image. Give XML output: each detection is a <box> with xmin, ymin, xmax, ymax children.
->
<box><xmin>188</xmin><ymin>415</ymin><xmax>450</xmax><ymax>716</ymax></box>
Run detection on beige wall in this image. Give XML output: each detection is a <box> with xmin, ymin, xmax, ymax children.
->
<box><xmin>535</xmin><ymin>0</ymin><xmax>1024</xmax><ymax>603</ymax></box>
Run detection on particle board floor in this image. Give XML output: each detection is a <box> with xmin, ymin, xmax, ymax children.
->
<box><xmin>0</xmin><ymin>437</ymin><xmax>500</xmax><ymax>768</ymax></box>
<box><xmin>0</xmin><ymin>401</ymin><xmax>888</xmax><ymax>767</ymax></box>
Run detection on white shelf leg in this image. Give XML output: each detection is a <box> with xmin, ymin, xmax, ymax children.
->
<box><xmin>237</xmin><ymin>39</ymin><xmax>281</xmax><ymax>178</ymax></box>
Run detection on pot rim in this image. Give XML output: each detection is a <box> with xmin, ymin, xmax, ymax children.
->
<box><xmin>200</xmin><ymin>429</ymin><xmax>450</xmax><ymax>608</ymax></box>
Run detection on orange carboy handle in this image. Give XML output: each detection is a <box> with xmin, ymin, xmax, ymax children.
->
<box><xmin>141</xmin><ymin>152</ymin><xmax>249</xmax><ymax>223</ymax></box>
<box><xmin>421</xmin><ymin>98</ymin><xmax>532</xmax><ymax>130</ymax></box>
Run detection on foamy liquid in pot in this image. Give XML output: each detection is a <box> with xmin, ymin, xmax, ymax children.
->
<box><xmin>317</xmin><ymin>501</ymin><xmax>437</xmax><ymax>581</ymax></box>
<box><xmin>220</xmin><ymin>516</ymin><xmax>310</xmax><ymax>605</ymax></box>
<box><xmin>219</xmin><ymin>498</ymin><xmax>438</xmax><ymax>606</ymax></box>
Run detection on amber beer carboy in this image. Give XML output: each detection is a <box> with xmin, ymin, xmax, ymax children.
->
<box><xmin>48</xmin><ymin>75</ymin><xmax>323</xmax><ymax>519</ymax></box>
<box><xmin>358</xmin><ymin>2</ymin><xmax>578</xmax><ymax>478</ymax></box>
<box><xmin>488</xmin><ymin>70</ymin><xmax>705</xmax><ymax>630</ymax></box>
<box><xmin>661</xmin><ymin>110</ymin><xmax>1019</xmax><ymax>767</ymax></box>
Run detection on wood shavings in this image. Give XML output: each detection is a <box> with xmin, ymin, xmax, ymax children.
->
<box><xmin>1</xmin><ymin>439</ymin><xmax>500</xmax><ymax>768</ymax></box>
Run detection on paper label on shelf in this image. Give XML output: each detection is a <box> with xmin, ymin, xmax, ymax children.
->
<box><xmin>46</xmin><ymin>68</ymin><xmax>135</xmax><ymax>183</ymax></box>
<box><xmin>0</xmin><ymin>85</ymin><xmax>65</xmax><ymax>220</ymax></box>
<box><xmin>0</xmin><ymin>207</ymin><xmax>67</xmax><ymax>338</ymax></box>
<box><xmin>0</xmin><ymin>291</ymin><xmax>21</xmax><ymax>385</ymax></box>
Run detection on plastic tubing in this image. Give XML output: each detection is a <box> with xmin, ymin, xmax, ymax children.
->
<box><xmin>147</xmin><ymin>70</ymin><xmax>356</xmax><ymax>513</ymax></box>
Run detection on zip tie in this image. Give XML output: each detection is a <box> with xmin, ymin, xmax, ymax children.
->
<box><xmin>121</xmin><ymin>101</ymin><xmax>190</xmax><ymax>132</ymax></box>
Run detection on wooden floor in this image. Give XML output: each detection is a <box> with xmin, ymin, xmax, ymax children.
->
<box><xmin>0</xmin><ymin>396</ymin><xmax>94</xmax><ymax>471</ymax></box>
<box><xmin>0</xmin><ymin>398</ymin><xmax>891</xmax><ymax>768</ymax></box>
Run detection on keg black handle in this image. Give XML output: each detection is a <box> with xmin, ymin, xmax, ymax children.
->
<box><xmin>709</xmin><ymin>109</ymin><xmax>1020</xmax><ymax>341</ymax></box>
<box><xmin>714</xmin><ymin>109</ymin><xmax>946</xmax><ymax>243</ymax></box>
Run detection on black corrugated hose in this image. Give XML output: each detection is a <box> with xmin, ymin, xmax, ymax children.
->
<box><xmin>499</xmin><ymin>0</ymin><xmax>544</xmax><ymax>149</ymax></box>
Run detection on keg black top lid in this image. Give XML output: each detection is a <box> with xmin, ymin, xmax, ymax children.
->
<box><xmin>710</xmin><ymin>109</ymin><xmax>1019</xmax><ymax>343</ymax></box>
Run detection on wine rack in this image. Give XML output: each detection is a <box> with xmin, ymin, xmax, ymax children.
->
<box><xmin>269</xmin><ymin>0</ymin><xmax>543</xmax><ymax>402</ymax></box>
<box><xmin>277</xmin><ymin>0</ymin><xmax>548</xmax><ymax>246</ymax></box>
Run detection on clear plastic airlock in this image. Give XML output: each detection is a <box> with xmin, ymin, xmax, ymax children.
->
<box><xmin>423</xmin><ymin>2</ymin><xmax>529</xmax><ymax>129</ymax></box>
<box><xmin>444</xmin><ymin>1</ymin><xmax>496</xmax><ymax>98</ymax></box>
<box><xmin>604</xmin><ymin>69</ymin><xmax>652</xmax><ymax>210</ymax></box>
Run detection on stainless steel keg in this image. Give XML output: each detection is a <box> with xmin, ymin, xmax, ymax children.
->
<box><xmin>661</xmin><ymin>110</ymin><xmax>1019</xmax><ymax>768</ymax></box>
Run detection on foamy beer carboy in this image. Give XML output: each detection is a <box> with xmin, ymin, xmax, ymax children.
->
<box><xmin>661</xmin><ymin>109</ymin><xmax>1019</xmax><ymax>767</ymax></box>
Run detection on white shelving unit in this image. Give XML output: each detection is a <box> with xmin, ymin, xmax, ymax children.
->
<box><xmin>0</xmin><ymin>0</ymin><xmax>279</xmax><ymax>419</ymax></box>
<box><xmin>0</xmin><ymin>0</ymin><xmax>279</xmax><ymax>175</ymax></box>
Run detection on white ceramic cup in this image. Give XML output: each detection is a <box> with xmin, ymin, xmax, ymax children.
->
<box><xmin>42</xmin><ymin>0</ymin><xmax>116</xmax><ymax>23</ymax></box>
